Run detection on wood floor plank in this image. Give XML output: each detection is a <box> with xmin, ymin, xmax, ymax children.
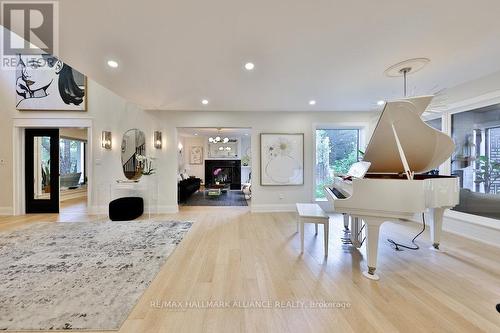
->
<box><xmin>1</xmin><ymin>205</ymin><xmax>499</xmax><ymax>333</ymax></box>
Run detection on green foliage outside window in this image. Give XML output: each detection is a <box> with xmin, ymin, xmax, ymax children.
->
<box><xmin>315</xmin><ymin>129</ymin><xmax>359</xmax><ymax>198</ymax></box>
<box><xmin>475</xmin><ymin>155</ymin><xmax>500</xmax><ymax>193</ymax></box>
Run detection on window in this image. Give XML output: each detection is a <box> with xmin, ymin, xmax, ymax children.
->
<box><xmin>59</xmin><ymin>138</ymin><xmax>86</xmax><ymax>184</ymax></box>
<box><xmin>315</xmin><ymin>129</ymin><xmax>359</xmax><ymax>199</ymax></box>
<box><xmin>425</xmin><ymin>117</ymin><xmax>442</xmax><ymax>131</ymax></box>
<box><xmin>451</xmin><ymin>104</ymin><xmax>500</xmax><ymax>219</ymax></box>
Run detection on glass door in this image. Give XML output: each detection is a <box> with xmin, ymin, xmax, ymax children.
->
<box><xmin>25</xmin><ymin>128</ymin><xmax>60</xmax><ymax>213</ymax></box>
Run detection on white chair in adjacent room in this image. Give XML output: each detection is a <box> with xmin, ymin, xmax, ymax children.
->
<box><xmin>296</xmin><ymin>203</ymin><xmax>330</xmax><ymax>257</ymax></box>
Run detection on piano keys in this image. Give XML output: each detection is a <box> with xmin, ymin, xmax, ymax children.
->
<box><xmin>324</xmin><ymin>95</ymin><xmax>459</xmax><ymax>281</ymax></box>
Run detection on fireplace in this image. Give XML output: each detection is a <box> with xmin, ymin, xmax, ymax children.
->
<box><xmin>205</xmin><ymin>160</ymin><xmax>241</xmax><ymax>190</ymax></box>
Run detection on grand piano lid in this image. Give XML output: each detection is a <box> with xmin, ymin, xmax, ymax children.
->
<box><xmin>363</xmin><ymin>95</ymin><xmax>455</xmax><ymax>175</ymax></box>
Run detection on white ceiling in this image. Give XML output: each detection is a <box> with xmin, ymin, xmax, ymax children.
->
<box><xmin>50</xmin><ymin>1</ymin><xmax>500</xmax><ymax>111</ymax></box>
<box><xmin>178</xmin><ymin>127</ymin><xmax>251</xmax><ymax>137</ymax></box>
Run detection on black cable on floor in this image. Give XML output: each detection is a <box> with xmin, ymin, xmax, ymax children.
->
<box><xmin>387</xmin><ymin>213</ymin><xmax>426</xmax><ymax>251</ymax></box>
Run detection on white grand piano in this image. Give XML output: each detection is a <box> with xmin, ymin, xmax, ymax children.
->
<box><xmin>325</xmin><ymin>95</ymin><xmax>459</xmax><ymax>280</ymax></box>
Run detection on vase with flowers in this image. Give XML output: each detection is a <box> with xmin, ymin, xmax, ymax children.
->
<box><xmin>136</xmin><ymin>154</ymin><xmax>156</xmax><ymax>176</ymax></box>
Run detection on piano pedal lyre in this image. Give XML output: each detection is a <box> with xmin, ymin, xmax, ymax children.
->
<box><xmin>340</xmin><ymin>236</ymin><xmax>352</xmax><ymax>245</ymax></box>
<box><xmin>343</xmin><ymin>214</ymin><xmax>350</xmax><ymax>231</ymax></box>
<box><xmin>340</xmin><ymin>216</ymin><xmax>365</xmax><ymax>248</ymax></box>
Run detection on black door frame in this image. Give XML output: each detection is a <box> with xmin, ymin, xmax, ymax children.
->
<box><xmin>25</xmin><ymin>128</ymin><xmax>60</xmax><ymax>213</ymax></box>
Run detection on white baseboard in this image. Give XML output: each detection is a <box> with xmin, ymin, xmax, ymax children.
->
<box><xmin>0</xmin><ymin>207</ymin><xmax>13</xmax><ymax>215</ymax></box>
<box><xmin>251</xmin><ymin>203</ymin><xmax>296</xmax><ymax>213</ymax></box>
<box><xmin>88</xmin><ymin>205</ymin><xmax>107</xmax><ymax>215</ymax></box>
<box><xmin>405</xmin><ymin>210</ymin><xmax>500</xmax><ymax>249</ymax></box>
<box><xmin>442</xmin><ymin>210</ymin><xmax>500</xmax><ymax>248</ymax></box>
<box><xmin>157</xmin><ymin>205</ymin><xmax>179</xmax><ymax>214</ymax></box>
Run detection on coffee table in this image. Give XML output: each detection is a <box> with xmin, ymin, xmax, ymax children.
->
<box><xmin>205</xmin><ymin>184</ymin><xmax>230</xmax><ymax>197</ymax></box>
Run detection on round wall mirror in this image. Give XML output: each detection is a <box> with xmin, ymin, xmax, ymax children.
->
<box><xmin>121</xmin><ymin>129</ymin><xmax>146</xmax><ymax>180</ymax></box>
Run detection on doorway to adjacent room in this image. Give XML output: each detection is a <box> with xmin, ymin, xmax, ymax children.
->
<box><xmin>17</xmin><ymin>123</ymin><xmax>91</xmax><ymax>215</ymax></box>
<box><xmin>176</xmin><ymin>127</ymin><xmax>252</xmax><ymax>207</ymax></box>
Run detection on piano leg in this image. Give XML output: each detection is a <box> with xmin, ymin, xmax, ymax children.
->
<box><xmin>300</xmin><ymin>218</ymin><xmax>305</xmax><ymax>254</ymax></box>
<box><xmin>351</xmin><ymin>217</ymin><xmax>363</xmax><ymax>248</ymax></box>
<box><xmin>430</xmin><ymin>207</ymin><xmax>445</xmax><ymax>251</ymax></box>
<box><xmin>343</xmin><ymin>214</ymin><xmax>350</xmax><ymax>231</ymax></box>
<box><xmin>359</xmin><ymin>216</ymin><xmax>385</xmax><ymax>281</ymax></box>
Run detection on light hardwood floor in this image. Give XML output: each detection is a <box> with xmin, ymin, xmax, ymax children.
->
<box><xmin>1</xmin><ymin>206</ymin><xmax>499</xmax><ymax>333</ymax></box>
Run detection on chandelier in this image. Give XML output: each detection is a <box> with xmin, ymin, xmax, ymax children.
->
<box><xmin>208</xmin><ymin>128</ymin><xmax>229</xmax><ymax>143</ymax></box>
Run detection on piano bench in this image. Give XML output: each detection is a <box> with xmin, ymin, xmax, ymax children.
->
<box><xmin>296</xmin><ymin>203</ymin><xmax>330</xmax><ymax>257</ymax></box>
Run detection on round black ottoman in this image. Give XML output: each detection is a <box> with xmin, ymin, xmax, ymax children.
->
<box><xmin>109</xmin><ymin>197</ymin><xmax>144</xmax><ymax>221</ymax></box>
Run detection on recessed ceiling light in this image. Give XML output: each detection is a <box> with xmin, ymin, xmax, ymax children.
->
<box><xmin>244</xmin><ymin>62</ymin><xmax>255</xmax><ymax>71</ymax></box>
<box><xmin>194</xmin><ymin>133</ymin><xmax>198</xmax><ymax>136</ymax></box>
<box><xmin>201</xmin><ymin>99</ymin><xmax>209</xmax><ymax>105</ymax></box>
<box><xmin>244</xmin><ymin>133</ymin><xmax>249</xmax><ymax>136</ymax></box>
<box><xmin>309</xmin><ymin>100</ymin><xmax>316</xmax><ymax>106</ymax></box>
<box><xmin>107</xmin><ymin>60</ymin><xmax>118</xmax><ymax>68</ymax></box>
<box><xmin>377</xmin><ymin>100</ymin><xmax>385</xmax><ymax>106</ymax></box>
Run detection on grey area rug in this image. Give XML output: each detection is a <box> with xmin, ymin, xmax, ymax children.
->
<box><xmin>182</xmin><ymin>190</ymin><xmax>248</xmax><ymax>206</ymax></box>
<box><xmin>0</xmin><ymin>220</ymin><xmax>192</xmax><ymax>331</ymax></box>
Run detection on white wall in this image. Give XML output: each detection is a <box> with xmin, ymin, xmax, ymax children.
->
<box><xmin>180</xmin><ymin>135</ymin><xmax>205</xmax><ymax>181</ymax></box>
<box><xmin>60</xmin><ymin>128</ymin><xmax>88</xmax><ymax>141</ymax></box>
<box><xmin>0</xmin><ymin>62</ymin><xmax>374</xmax><ymax>214</ymax></box>
<box><xmin>442</xmin><ymin>71</ymin><xmax>500</xmax><ymax>105</ymax></box>
<box><xmin>240</xmin><ymin>136</ymin><xmax>251</xmax><ymax>162</ymax></box>
<box><xmin>153</xmin><ymin>111</ymin><xmax>373</xmax><ymax>212</ymax></box>
<box><xmin>0</xmin><ymin>63</ymin><xmax>159</xmax><ymax>214</ymax></box>
<box><xmin>7</xmin><ymin>63</ymin><xmax>500</xmax><ymax>215</ymax></box>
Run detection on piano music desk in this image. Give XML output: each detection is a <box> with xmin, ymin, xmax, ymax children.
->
<box><xmin>296</xmin><ymin>203</ymin><xmax>330</xmax><ymax>257</ymax></box>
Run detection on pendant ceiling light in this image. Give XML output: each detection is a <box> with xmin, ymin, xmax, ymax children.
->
<box><xmin>384</xmin><ymin>58</ymin><xmax>430</xmax><ymax>98</ymax></box>
<box><xmin>382</xmin><ymin>58</ymin><xmax>445</xmax><ymax>115</ymax></box>
<box><xmin>209</xmin><ymin>128</ymin><xmax>229</xmax><ymax>143</ymax></box>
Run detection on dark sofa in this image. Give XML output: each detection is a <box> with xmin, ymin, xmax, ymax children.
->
<box><xmin>453</xmin><ymin>188</ymin><xmax>500</xmax><ymax>219</ymax></box>
<box><xmin>178</xmin><ymin>177</ymin><xmax>201</xmax><ymax>202</ymax></box>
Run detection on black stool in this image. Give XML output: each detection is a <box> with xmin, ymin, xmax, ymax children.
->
<box><xmin>109</xmin><ymin>197</ymin><xmax>144</xmax><ymax>221</ymax></box>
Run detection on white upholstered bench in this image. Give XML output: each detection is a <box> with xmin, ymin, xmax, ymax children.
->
<box><xmin>296</xmin><ymin>203</ymin><xmax>330</xmax><ymax>257</ymax></box>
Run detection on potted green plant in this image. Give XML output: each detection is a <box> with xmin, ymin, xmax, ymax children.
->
<box><xmin>241</xmin><ymin>155</ymin><xmax>250</xmax><ymax>166</ymax></box>
<box><xmin>136</xmin><ymin>155</ymin><xmax>156</xmax><ymax>176</ymax></box>
<box><xmin>474</xmin><ymin>155</ymin><xmax>500</xmax><ymax>193</ymax></box>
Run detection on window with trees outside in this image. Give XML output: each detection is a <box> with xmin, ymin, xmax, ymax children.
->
<box><xmin>59</xmin><ymin>138</ymin><xmax>85</xmax><ymax>185</ymax></box>
<box><xmin>315</xmin><ymin>129</ymin><xmax>360</xmax><ymax>199</ymax></box>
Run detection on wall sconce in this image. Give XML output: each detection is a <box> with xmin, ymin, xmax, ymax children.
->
<box><xmin>178</xmin><ymin>142</ymin><xmax>183</xmax><ymax>154</ymax></box>
<box><xmin>101</xmin><ymin>131</ymin><xmax>112</xmax><ymax>149</ymax></box>
<box><xmin>154</xmin><ymin>131</ymin><xmax>162</xmax><ymax>149</ymax></box>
